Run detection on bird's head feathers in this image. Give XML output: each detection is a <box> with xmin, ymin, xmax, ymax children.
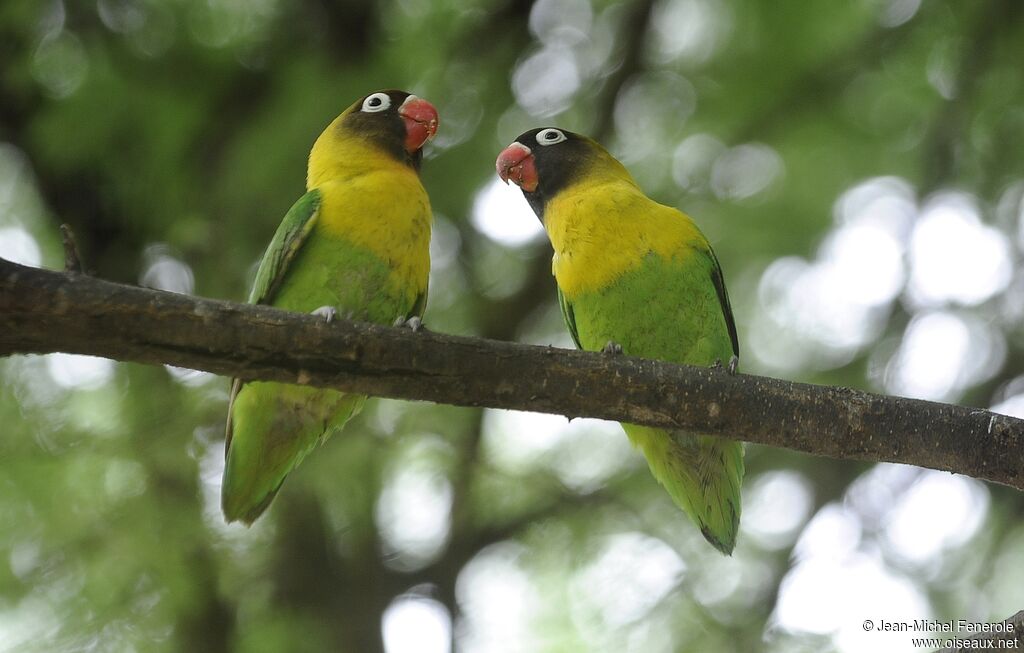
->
<box><xmin>308</xmin><ymin>90</ymin><xmax>438</xmax><ymax>187</ymax></box>
<box><xmin>496</xmin><ymin>128</ymin><xmax>635</xmax><ymax>220</ymax></box>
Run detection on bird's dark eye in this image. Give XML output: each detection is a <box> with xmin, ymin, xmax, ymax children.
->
<box><xmin>536</xmin><ymin>128</ymin><xmax>567</xmax><ymax>146</ymax></box>
<box><xmin>361</xmin><ymin>92</ymin><xmax>391</xmax><ymax>113</ymax></box>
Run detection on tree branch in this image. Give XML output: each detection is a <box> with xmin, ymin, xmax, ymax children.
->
<box><xmin>2</xmin><ymin>257</ymin><xmax>1023</xmax><ymax>491</ymax></box>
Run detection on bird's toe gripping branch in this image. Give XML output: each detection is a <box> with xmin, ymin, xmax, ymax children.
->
<box><xmin>711</xmin><ymin>356</ymin><xmax>740</xmax><ymax>375</ymax></box>
<box><xmin>311</xmin><ymin>306</ymin><xmax>338</xmax><ymax>323</ymax></box>
<box><xmin>601</xmin><ymin>341</ymin><xmax>624</xmax><ymax>355</ymax></box>
<box><xmin>393</xmin><ymin>315</ymin><xmax>424</xmax><ymax>333</ymax></box>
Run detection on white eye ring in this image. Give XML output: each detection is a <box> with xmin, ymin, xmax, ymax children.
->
<box><xmin>536</xmin><ymin>128</ymin><xmax>567</xmax><ymax>146</ymax></box>
<box><xmin>361</xmin><ymin>92</ymin><xmax>391</xmax><ymax>113</ymax></box>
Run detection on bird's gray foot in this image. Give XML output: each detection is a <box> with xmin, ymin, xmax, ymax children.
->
<box><xmin>711</xmin><ymin>356</ymin><xmax>740</xmax><ymax>375</ymax></box>
<box><xmin>394</xmin><ymin>315</ymin><xmax>424</xmax><ymax>333</ymax></box>
<box><xmin>601</xmin><ymin>341</ymin><xmax>623</xmax><ymax>355</ymax></box>
<box><xmin>312</xmin><ymin>306</ymin><xmax>338</xmax><ymax>323</ymax></box>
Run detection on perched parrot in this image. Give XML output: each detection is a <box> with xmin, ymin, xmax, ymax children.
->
<box><xmin>496</xmin><ymin>128</ymin><xmax>744</xmax><ymax>554</ymax></box>
<box><xmin>222</xmin><ymin>90</ymin><xmax>438</xmax><ymax>524</ymax></box>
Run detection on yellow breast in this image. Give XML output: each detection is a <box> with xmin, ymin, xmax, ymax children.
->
<box><xmin>304</xmin><ymin>121</ymin><xmax>432</xmax><ymax>294</ymax></box>
<box><xmin>544</xmin><ymin>179</ymin><xmax>705</xmax><ymax>297</ymax></box>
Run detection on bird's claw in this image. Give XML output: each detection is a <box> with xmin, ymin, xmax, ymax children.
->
<box><xmin>394</xmin><ymin>315</ymin><xmax>424</xmax><ymax>333</ymax></box>
<box><xmin>312</xmin><ymin>306</ymin><xmax>338</xmax><ymax>323</ymax></box>
<box><xmin>711</xmin><ymin>356</ymin><xmax>739</xmax><ymax>375</ymax></box>
<box><xmin>601</xmin><ymin>341</ymin><xmax>623</xmax><ymax>355</ymax></box>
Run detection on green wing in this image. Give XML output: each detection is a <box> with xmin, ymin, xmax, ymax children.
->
<box><xmin>557</xmin><ymin>286</ymin><xmax>582</xmax><ymax>350</ymax></box>
<box><xmin>706</xmin><ymin>248</ymin><xmax>739</xmax><ymax>358</ymax></box>
<box><xmin>247</xmin><ymin>189</ymin><xmax>322</xmax><ymax>305</ymax></box>
<box><xmin>557</xmin><ymin>247</ymin><xmax>737</xmax><ymax>359</ymax></box>
<box><xmin>227</xmin><ymin>189</ymin><xmax>321</xmax><ymax>452</ymax></box>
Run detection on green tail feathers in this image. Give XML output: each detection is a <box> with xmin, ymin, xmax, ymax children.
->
<box><xmin>221</xmin><ymin>461</ymin><xmax>284</xmax><ymax>526</ymax></box>
<box><xmin>623</xmin><ymin>424</ymin><xmax>744</xmax><ymax>555</ymax></box>
<box><xmin>221</xmin><ymin>381</ymin><xmax>364</xmax><ymax>525</ymax></box>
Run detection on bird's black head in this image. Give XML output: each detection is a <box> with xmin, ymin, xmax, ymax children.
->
<box><xmin>339</xmin><ymin>90</ymin><xmax>439</xmax><ymax>170</ymax></box>
<box><xmin>496</xmin><ymin>127</ymin><xmax>599</xmax><ymax>220</ymax></box>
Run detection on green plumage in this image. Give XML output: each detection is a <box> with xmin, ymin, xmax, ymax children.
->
<box><xmin>501</xmin><ymin>127</ymin><xmax>745</xmax><ymax>554</ymax></box>
<box><xmin>222</xmin><ymin>90</ymin><xmax>434</xmax><ymax>524</ymax></box>
<box><xmin>221</xmin><ymin>197</ymin><xmax>417</xmax><ymax>523</ymax></box>
<box><xmin>561</xmin><ymin>254</ymin><xmax>743</xmax><ymax>554</ymax></box>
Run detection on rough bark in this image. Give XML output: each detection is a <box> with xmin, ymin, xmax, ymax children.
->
<box><xmin>2</xmin><ymin>257</ymin><xmax>1023</xmax><ymax>491</ymax></box>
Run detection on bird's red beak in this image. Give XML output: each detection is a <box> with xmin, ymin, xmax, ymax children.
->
<box><xmin>496</xmin><ymin>142</ymin><xmax>538</xmax><ymax>192</ymax></box>
<box><xmin>398</xmin><ymin>95</ymin><xmax>439</xmax><ymax>154</ymax></box>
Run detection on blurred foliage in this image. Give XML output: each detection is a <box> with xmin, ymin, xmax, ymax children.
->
<box><xmin>2</xmin><ymin>0</ymin><xmax>1024</xmax><ymax>651</ymax></box>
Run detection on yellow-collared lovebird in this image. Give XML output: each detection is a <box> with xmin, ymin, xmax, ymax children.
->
<box><xmin>222</xmin><ymin>90</ymin><xmax>439</xmax><ymax>524</ymax></box>
<box><xmin>496</xmin><ymin>128</ymin><xmax>744</xmax><ymax>554</ymax></box>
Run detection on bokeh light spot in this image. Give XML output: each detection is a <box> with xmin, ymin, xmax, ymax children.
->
<box><xmin>907</xmin><ymin>192</ymin><xmax>1012</xmax><ymax>307</ymax></box>
<box><xmin>0</xmin><ymin>227</ymin><xmax>42</xmax><ymax>267</ymax></box>
<box><xmin>471</xmin><ymin>179</ymin><xmax>545</xmax><ymax>247</ymax></box>
<box><xmin>382</xmin><ymin>595</ymin><xmax>452</xmax><ymax>653</ymax></box>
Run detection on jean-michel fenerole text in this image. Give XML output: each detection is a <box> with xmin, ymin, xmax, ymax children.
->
<box><xmin>877</xmin><ymin>619</ymin><xmax>1014</xmax><ymax>634</ymax></box>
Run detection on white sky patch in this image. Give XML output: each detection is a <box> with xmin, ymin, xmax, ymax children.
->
<box><xmin>844</xmin><ymin>463</ymin><xmax>921</xmax><ymax>528</ymax></box>
<box><xmin>993</xmin><ymin>181</ymin><xmax>1024</xmax><ymax>253</ymax></box>
<box><xmin>793</xmin><ymin>503</ymin><xmax>862</xmax><ymax>562</ymax></box>
<box><xmin>879</xmin><ymin>0</ymin><xmax>922</xmax><ymax>27</ymax></box>
<box><xmin>992</xmin><ymin>393</ymin><xmax>1024</xmax><ymax>419</ymax></box>
<box><xmin>512</xmin><ymin>45</ymin><xmax>580</xmax><ymax>116</ymax></box>
<box><xmin>471</xmin><ymin>178</ymin><xmax>545</xmax><ymax>247</ymax></box>
<box><xmin>429</xmin><ymin>214</ymin><xmax>463</xmax><ymax>270</ymax></box>
<box><xmin>907</xmin><ymin>192</ymin><xmax>1012</xmax><ymax>307</ymax></box>
<box><xmin>750</xmin><ymin>177</ymin><xmax>913</xmax><ymax>373</ymax></box>
<box><xmin>570</xmin><ymin>532</ymin><xmax>685</xmax><ymax>627</ymax></box>
<box><xmin>529</xmin><ymin>0</ymin><xmax>592</xmax><ymax>46</ymax></box>
<box><xmin>821</xmin><ymin>219</ymin><xmax>906</xmax><ymax>306</ymax></box>
<box><xmin>835</xmin><ymin>177</ymin><xmax>916</xmax><ymax>226</ymax></box>
<box><xmin>649</xmin><ymin>0</ymin><xmax>731</xmax><ymax>65</ymax></box>
<box><xmin>672</xmin><ymin>133</ymin><xmax>725</xmax><ymax>193</ymax></box>
<box><xmin>546</xmin><ymin>418</ymin><xmax>634</xmax><ymax>493</ymax></box>
<box><xmin>456</xmin><ymin>543</ymin><xmax>538</xmax><ymax>653</ymax></box>
<box><xmin>33</xmin><ymin>30</ymin><xmax>89</xmax><ymax>99</ymax></box>
<box><xmin>987</xmin><ymin>527</ymin><xmax>1024</xmax><ymax>612</ymax></box>
<box><xmin>376</xmin><ymin>467</ymin><xmax>452</xmax><ymax>566</ymax></box>
<box><xmin>692</xmin><ymin>554</ymin><xmax>743</xmax><ymax>607</ymax></box>
<box><xmin>777</xmin><ymin>472</ymin><xmax>988</xmax><ymax>651</ymax></box>
<box><xmin>777</xmin><ymin>501</ymin><xmax>932</xmax><ymax>653</ymax></box>
<box><xmin>0</xmin><ymin>227</ymin><xmax>42</xmax><ymax>267</ymax></box>
<box><xmin>885</xmin><ymin>310</ymin><xmax>1005</xmax><ymax>401</ymax></box>
<box><xmin>0</xmin><ymin>593</ymin><xmax>61</xmax><ymax>653</ymax></box>
<box><xmin>742</xmin><ymin>471</ymin><xmax>814</xmax><ymax>550</ymax></box>
<box><xmin>710</xmin><ymin>143</ymin><xmax>784</xmax><ymax>201</ymax></box>
<box><xmin>1018</xmin><ymin>192</ymin><xmax>1024</xmax><ymax>254</ymax></box>
<box><xmin>103</xmin><ymin>458</ymin><xmax>147</xmax><ymax>504</ymax></box>
<box><xmin>614</xmin><ymin>72</ymin><xmax>697</xmax><ymax>164</ymax></box>
<box><xmin>140</xmin><ymin>244</ymin><xmax>194</xmax><ymax>294</ymax></box>
<box><xmin>926</xmin><ymin>41</ymin><xmax>957</xmax><ymax>100</ymax></box>
<box><xmin>752</xmin><ymin>254</ymin><xmax>887</xmax><ymax>371</ymax></box>
<box><xmin>779</xmin><ymin>552</ymin><xmax>931</xmax><ymax>652</ymax></box>
<box><xmin>883</xmin><ymin>472</ymin><xmax>989</xmax><ymax>567</ymax></box>
<box><xmin>382</xmin><ymin>596</ymin><xmax>452</xmax><ymax>653</ymax></box>
<box><xmin>482</xmin><ymin>409</ymin><xmax>569</xmax><ymax>474</ymax></box>
<box><xmin>164</xmin><ymin>365</ymin><xmax>216</xmax><ymax>386</ymax></box>
<box><xmin>45</xmin><ymin>353</ymin><xmax>114</xmax><ymax>389</ymax></box>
